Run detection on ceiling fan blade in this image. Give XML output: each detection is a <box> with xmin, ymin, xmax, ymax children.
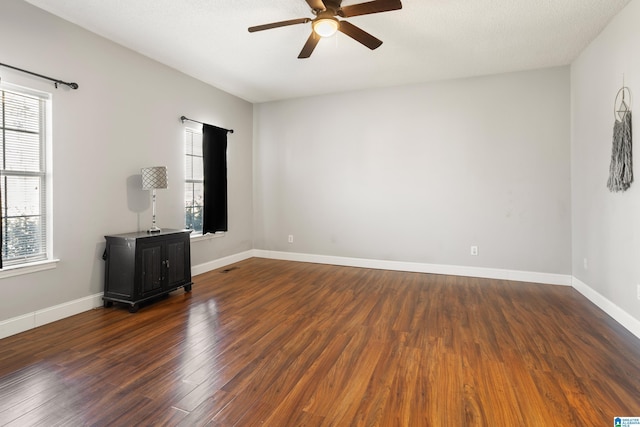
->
<box><xmin>248</xmin><ymin>18</ymin><xmax>311</xmax><ymax>33</ymax></box>
<box><xmin>298</xmin><ymin>32</ymin><xmax>321</xmax><ymax>58</ymax></box>
<box><xmin>305</xmin><ymin>0</ymin><xmax>327</xmax><ymax>11</ymax></box>
<box><xmin>338</xmin><ymin>21</ymin><xmax>383</xmax><ymax>50</ymax></box>
<box><xmin>339</xmin><ymin>0</ymin><xmax>402</xmax><ymax>17</ymax></box>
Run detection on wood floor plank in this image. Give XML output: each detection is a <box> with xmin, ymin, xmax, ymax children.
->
<box><xmin>259</xmin><ymin>331</ymin><xmax>353</xmax><ymax>426</ymax></box>
<box><xmin>1</xmin><ymin>258</ymin><xmax>639</xmax><ymax>426</ymax></box>
<box><xmin>304</xmin><ymin>327</ymin><xmax>385</xmax><ymax>423</ymax></box>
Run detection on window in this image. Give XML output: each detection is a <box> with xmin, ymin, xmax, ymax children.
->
<box><xmin>0</xmin><ymin>84</ymin><xmax>51</xmax><ymax>268</ymax></box>
<box><xmin>184</xmin><ymin>128</ymin><xmax>203</xmax><ymax>234</ymax></box>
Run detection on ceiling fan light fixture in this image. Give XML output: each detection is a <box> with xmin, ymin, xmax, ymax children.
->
<box><xmin>313</xmin><ymin>18</ymin><xmax>339</xmax><ymax>37</ymax></box>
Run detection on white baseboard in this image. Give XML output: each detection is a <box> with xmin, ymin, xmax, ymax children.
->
<box><xmin>256</xmin><ymin>250</ymin><xmax>640</xmax><ymax>339</ymax></box>
<box><xmin>0</xmin><ymin>313</ymin><xmax>34</xmax><ymax>340</ymax></box>
<box><xmin>0</xmin><ymin>251</ymin><xmax>252</xmax><ymax>340</ymax></box>
<box><xmin>191</xmin><ymin>250</ymin><xmax>254</xmax><ymax>276</ymax></box>
<box><xmin>253</xmin><ymin>249</ymin><xmax>573</xmax><ymax>286</ymax></box>
<box><xmin>3</xmin><ymin>250</ymin><xmax>638</xmax><ymax>343</ymax></box>
<box><xmin>572</xmin><ymin>277</ymin><xmax>640</xmax><ymax>340</ymax></box>
<box><xmin>0</xmin><ymin>293</ymin><xmax>103</xmax><ymax>340</ymax></box>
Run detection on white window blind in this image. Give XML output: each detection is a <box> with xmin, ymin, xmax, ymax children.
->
<box><xmin>0</xmin><ymin>86</ymin><xmax>49</xmax><ymax>267</ymax></box>
<box><xmin>185</xmin><ymin>128</ymin><xmax>203</xmax><ymax>234</ymax></box>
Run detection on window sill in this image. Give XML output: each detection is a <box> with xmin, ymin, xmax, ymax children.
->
<box><xmin>0</xmin><ymin>259</ymin><xmax>60</xmax><ymax>279</ymax></box>
<box><xmin>190</xmin><ymin>232</ymin><xmax>225</xmax><ymax>242</ymax></box>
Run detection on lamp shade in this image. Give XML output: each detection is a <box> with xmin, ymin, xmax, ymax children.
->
<box><xmin>141</xmin><ymin>166</ymin><xmax>168</xmax><ymax>190</ymax></box>
<box><xmin>313</xmin><ymin>18</ymin><xmax>339</xmax><ymax>37</ymax></box>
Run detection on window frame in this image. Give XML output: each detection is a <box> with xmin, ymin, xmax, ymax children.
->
<box><xmin>0</xmin><ymin>81</ymin><xmax>54</xmax><ymax>272</ymax></box>
<box><xmin>183</xmin><ymin>126</ymin><xmax>225</xmax><ymax>240</ymax></box>
<box><xmin>184</xmin><ymin>127</ymin><xmax>204</xmax><ymax>235</ymax></box>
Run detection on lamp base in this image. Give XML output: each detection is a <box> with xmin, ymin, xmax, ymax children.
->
<box><xmin>147</xmin><ymin>226</ymin><xmax>162</xmax><ymax>233</ymax></box>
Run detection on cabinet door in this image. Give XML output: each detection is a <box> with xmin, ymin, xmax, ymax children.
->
<box><xmin>138</xmin><ymin>241</ymin><xmax>163</xmax><ymax>296</ymax></box>
<box><xmin>165</xmin><ymin>236</ymin><xmax>190</xmax><ymax>289</ymax></box>
<box><xmin>105</xmin><ymin>242</ymin><xmax>135</xmax><ymax>298</ymax></box>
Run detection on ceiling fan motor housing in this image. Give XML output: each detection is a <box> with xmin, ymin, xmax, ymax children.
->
<box><xmin>311</xmin><ymin>0</ymin><xmax>342</xmax><ymax>15</ymax></box>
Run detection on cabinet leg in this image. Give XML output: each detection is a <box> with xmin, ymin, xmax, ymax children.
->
<box><xmin>103</xmin><ymin>300</ymin><xmax>113</xmax><ymax>308</ymax></box>
<box><xmin>129</xmin><ymin>303</ymin><xmax>139</xmax><ymax>313</ymax></box>
<box><xmin>184</xmin><ymin>284</ymin><xmax>192</xmax><ymax>292</ymax></box>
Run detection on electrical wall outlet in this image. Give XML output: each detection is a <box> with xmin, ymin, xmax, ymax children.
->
<box><xmin>470</xmin><ymin>246</ymin><xmax>479</xmax><ymax>256</ymax></box>
<box><xmin>583</xmin><ymin>258</ymin><xmax>588</xmax><ymax>270</ymax></box>
<box><xmin>288</xmin><ymin>235</ymin><xmax>294</xmax><ymax>244</ymax></box>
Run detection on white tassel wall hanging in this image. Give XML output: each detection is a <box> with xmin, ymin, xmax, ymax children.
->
<box><xmin>607</xmin><ymin>83</ymin><xmax>633</xmax><ymax>192</ymax></box>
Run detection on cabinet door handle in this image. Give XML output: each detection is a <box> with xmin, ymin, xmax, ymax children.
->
<box><xmin>165</xmin><ymin>259</ymin><xmax>170</xmax><ymax>269</ymax></box>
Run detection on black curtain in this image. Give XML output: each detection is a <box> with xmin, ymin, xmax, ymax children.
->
<box><xmin>202</xmin><ymin>124</ymin><xmax>228</xmax><ymax>233</ymax></box>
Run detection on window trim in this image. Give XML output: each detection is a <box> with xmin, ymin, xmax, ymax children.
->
<box><xmin>183</xmin><ymin>126</ymin><xmax>228</xmax><ymax>241</ymax></box>
<box><xmin>190</xmin><ymin>231</ymin><xmax>225</xmax><ymax>242</ymax></box>
<box><xmin>0</xmin><ymin>258</ymin><xmax>59</xmax><ymax>279</ymax></box>
<box><xmin>184</xmin><ymin>126</ymin><xmax>204</xmax><ymax>235</ymax></box>
<box><xmin>0</xmin><ymin>81</ymin><xmax>53</xmax><ymax>270</ymax></box>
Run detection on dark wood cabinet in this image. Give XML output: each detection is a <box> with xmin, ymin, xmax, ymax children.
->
<box><xmin>103</xmin><ymin>229</ymin><xmax>192</xmax><ymax>312</ymax></box>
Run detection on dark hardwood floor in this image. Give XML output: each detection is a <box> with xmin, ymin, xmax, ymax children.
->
<box><xmin>1</xmin><ymin>258</ymin><xmax>639</xmax><ymax>426</ymax></box>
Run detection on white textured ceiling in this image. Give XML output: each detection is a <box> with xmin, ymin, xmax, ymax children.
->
<box><xmin>24</xmin><ymin>0</ymin><xmax>630</xmax><ymax>103</ymax></box>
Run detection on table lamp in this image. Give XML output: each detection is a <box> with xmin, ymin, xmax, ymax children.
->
<box><xmin>141</xmin><ymin>166</ymin><xmax>168</xmax><ymax>233</ymax></box>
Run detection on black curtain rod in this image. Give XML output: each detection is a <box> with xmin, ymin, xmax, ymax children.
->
<box><xmin>0</xmin><ymin>62</ymin><xmax>78</xmax><ymax>90</ymax></box>
<box><xmin>180</xmin><ymin>116</ymin><xmax>234</xmax><ymax>134</ymax></box>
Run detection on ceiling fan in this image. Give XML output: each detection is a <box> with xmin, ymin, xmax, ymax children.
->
<box><xmin>248</xmin><ymin>0</ymin><xmax>402</xmax><ymax>59</ymax></box>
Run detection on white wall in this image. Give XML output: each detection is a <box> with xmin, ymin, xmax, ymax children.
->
<box><xmin>8</xmin><ymin>0</ymin><xmax>639</xmax><ymax>337</ymax></box>
<box><xmin>0</xmin><ymin>0</ymin><xmax>253</xmax><ymax>322</ymax></box>
<box><xmin>571</xmin><ymin>0</ymin><xmax>640</xmax><ymax>323</ymax></box>
<box><xmin>254</xmin><ymin>67</ymin><xmax>572</xmax><ymax>275</ymax></box>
